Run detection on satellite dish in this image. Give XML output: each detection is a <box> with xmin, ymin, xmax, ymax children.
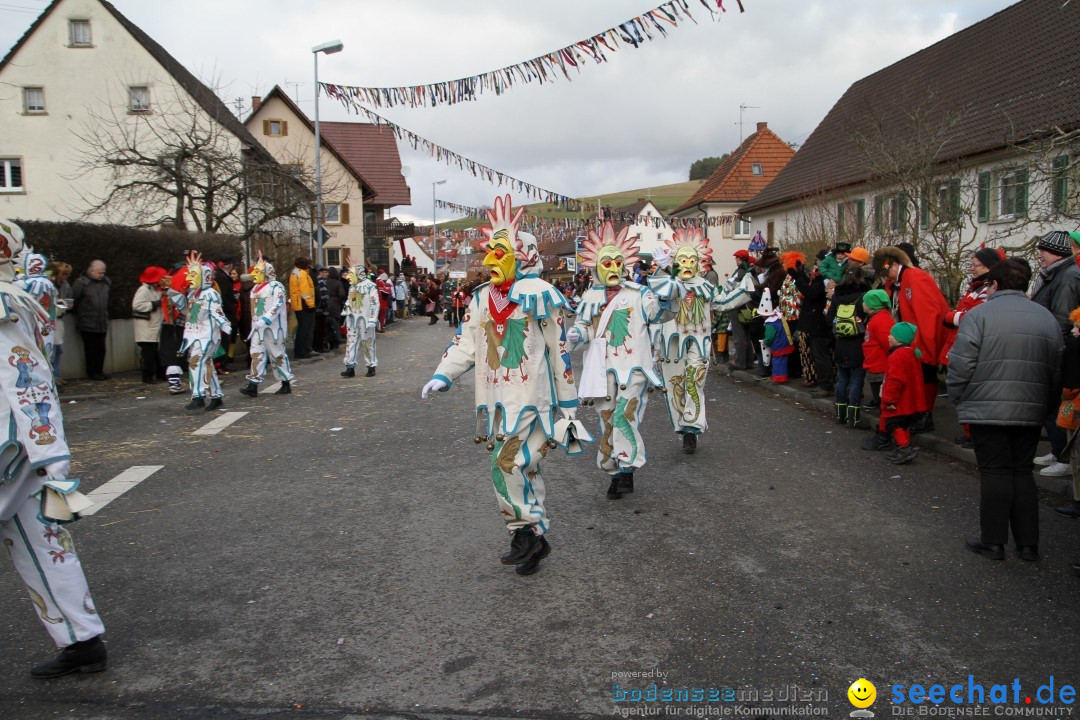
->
<box><xmin>401</xmin><ymin>166</ymin><xmax>411</xmax><ymax>178</ymax></box>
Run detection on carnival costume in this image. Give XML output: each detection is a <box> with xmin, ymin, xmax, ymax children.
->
<box><xmin>568</xmin><ymin>221</ymin><xmax>671</xmax><ymax>499</ymax></box>
<box><xmin>341</xmin><ymin>260</ymin><xmax>379</xmax><ymax>378</ymax></box>
<box><xmin>15</xmin><ymin>248</ymin><xmax>57</xmax><ymax>361</ymax></box>
<box><xmin>0</xmin><ymin>219</ymin><xmax>106</xmax><ymax>678</ymax></box>
<box><xmin>168</xmin><ymin>252</ymin><xmax>231</xmax><ymax>411</ymax></box>
<box><xmin>239</xmin><ymin>253</ymin><xmax>293</xmax><ymax>397</ymax></box>
<box><xmin>422</xmin><ymin>195</ymin><xmax>590</xmax><ymax>576</ymax></box>
<box><xmin>758</xmin><ymin>288</ymin><xmax>794</xmax><ymax>384</ymax></box>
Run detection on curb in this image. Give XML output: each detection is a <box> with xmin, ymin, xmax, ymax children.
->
<box><xmin>715</xmin><ymin>365</ymin><xmax>1071</xmax><ymax>496</ymax></box>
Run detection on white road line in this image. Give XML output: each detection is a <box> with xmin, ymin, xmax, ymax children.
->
<box><xmin>265</xmin><ymin>382</ymin><xmax>281</xmax><ymax>393</ymax></box>
<box><xmin>81</xmin><ymin>465</ymin><xmax>164</xmax><ymax>517</ymax></box>
<box><xmin>192</xmin><ymin>411</ymin><xmax>248</xmax><ymax>436</ymax></box>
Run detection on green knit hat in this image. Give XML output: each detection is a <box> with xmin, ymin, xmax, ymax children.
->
<box><xmin>1069</xmin><ymin>231</ymin><xmax>1080</xmax><ymax>246</ymax></box>
<box><xmin>863</xmin><ymin>289</ymin><xmax>891</xmax><ymax>311</ymax></box>
<box><xmin>891</xmin><ymin>322</ymin><xmax>917</xmax><ymax>346</ymax></box>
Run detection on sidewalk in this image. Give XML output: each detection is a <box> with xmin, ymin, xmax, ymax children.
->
<box><xmin>715</xmin><ymin>363</ymin><xmax>1071</xmax><ymax>496</ymax></box>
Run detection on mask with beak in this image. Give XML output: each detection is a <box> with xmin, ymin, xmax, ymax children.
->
<box><xmin>579</xmin><ymin>220</ymin><xmax>640</xmax><ymax>287</ymax></box>
<box><xmin>479</xmin><ymin>195</ymin><xmax>541</xmax><ymax>288</ymax></box>
<box><xmin>664</xmin><ymin>228</ymin><xmax>712</xmax><ymax>282</ymax></box>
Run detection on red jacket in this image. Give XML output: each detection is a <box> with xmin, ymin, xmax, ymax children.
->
<box><xmin>881</xmin><ymin>345</ymin><xmax>928</xmax><ymax>418</ymax></box>
<box><xmin>888</xmin><ymin>266</ymin><xmax>950</xmax><ymax>367</ymax></box>
<box><xmin>939</xmin><ymin>277</ymin><xmax>990</xmax><ymax>365</ymax></box>
<box><xmin>862</xmin><ymin>310</ymin><xmax>894</xmax><ymax>374</ymax></box>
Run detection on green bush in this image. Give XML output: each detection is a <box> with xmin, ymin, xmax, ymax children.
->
<box><xmin>13</xmin><ymin>220</ymin><xmax>244</xmax><ymax>319</ymax></box>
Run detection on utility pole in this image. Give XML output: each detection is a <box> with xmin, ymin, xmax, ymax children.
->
<box><xmin>738</xmin><ymin>103</ymin><xmax>761</xmax><ymax>143</ymax></box>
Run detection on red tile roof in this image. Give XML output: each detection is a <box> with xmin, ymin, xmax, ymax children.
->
<box><xmin>673</xmin><ymin>123</ymin><xmax>795</xmax><ymax>214</ymax></box>
<box><xmin>319</xmin><ymin>123</ymin><xmax>412</xmax><ymax>208</ymax></box>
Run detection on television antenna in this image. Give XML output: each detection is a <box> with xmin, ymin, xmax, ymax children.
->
<box><xmin>738</xmin><ymin>103</ymin><xmax>761</xmax><ymax>143</ymax></box>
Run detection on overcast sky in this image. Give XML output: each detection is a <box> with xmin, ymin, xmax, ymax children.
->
<box><xmin>1</xmin><ymin>0</ymin><xmax>1017</xmax><ymax>223</ymax></box>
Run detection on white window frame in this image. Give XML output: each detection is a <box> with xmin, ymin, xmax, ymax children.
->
<box><xmin>325</xmin><ymin>248</ymin><xmax>341</xmax><ymax>267</ymax></box>
<box><xmin>324</xmin><ymin>203</ymin><xmax>342</xmax><ymax>225</ymax></box>
<box><xmin>267</xmin><ymin>120</ymin><xmax>283</xmax><ymax>136</ymax></box>
<box><xmin>0</xmin><ymin>158</ymin><xmax>24</xmax><ymax>193</ymax></box>
<box><xmin>69</xmin><ymin>19</ymin><xmax>92</xmax><ymax>47</ymax></box>
<box><xmin>22</xmin><ymin>87</ymin><xmax>45</xmax><ymax>114</ymax></box>
<box><xmin>996</xmin><ymin>170</ymin><xmax>1020</xmax><ymax>220</ymax></box>
<box><xmin>751</xmin><ymin>163</ymin><xmax>763</xmax><ymax>176</ymax></box>
<box><xmin>734</xmin><ymin>216</ymin><xmax>751</xmax><ymax>237</ymax></box>
<box><xmin>129</xmin><ymin>86</ymin><xmax>151</xmax><ymax>113</ymax></box>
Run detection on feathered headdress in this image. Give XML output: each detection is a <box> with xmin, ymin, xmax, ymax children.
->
<box><xmin>664</xmin><ymin>227</ymin><xmax>713</xmax><ymax>266</ymax></box>
<box><xmin>18</xmin><ymin>245</ymin><xmax>47</xmax><ymax>277</ymax></box>
<box><xmin>479</xmin><ymin>195</ymin><xmax>541</xmax><ymax>274</ymax></box>
<box><xmin>579</xmin><ymin>221</ymin><xmax>641</xmax><ymax>271</ymax></box>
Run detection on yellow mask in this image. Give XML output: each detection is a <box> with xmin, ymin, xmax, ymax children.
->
<box><xmin>251</xmin><ymin>262</ymin><xmax>266</xmax><ymax>284</ymax></box>
<box><xmin>185</xmin><ymin>264</ymin><xmax>202</xmax><ymax>287</ymax></box>
<box><xmin>483</xmin><ymin>230</ymin><xmax>517</xmax><ymax>287</ymax></box>
<box><xmin>596</xmin><ymin>246</ymin><xmax>624</xmax><ymax>287</ymax></box>
<box><xmin>675</xmin><ymin>247</ymin><xmax>700</xmax><ymax>280</ymax></box>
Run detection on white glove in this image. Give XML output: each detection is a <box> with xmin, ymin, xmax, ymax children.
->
<box><xmin>566</xmin><ymin>327</ymin><xmax>582</xmax><ymax>345</ymax></box>
<box><xmin>43</xmin><ymin>460</ymin><xmax>70</xmax><ymax>480</ymax></box>
<box><xmin>422</xmin><ymin>378</ymin><xmax>448</xmax><ymax>399</ymax></box>
<box><xmin>652</xmin><ymin>247</ymin><xmax>671</xmax><ymax>270</ymax></box>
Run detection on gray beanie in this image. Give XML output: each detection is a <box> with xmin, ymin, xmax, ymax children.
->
<box><xmin>1037</xmin><ymin>230</ymin><xmax>1073</xmax><ymax>257</ymax></box>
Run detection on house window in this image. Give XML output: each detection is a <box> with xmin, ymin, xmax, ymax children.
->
<box><xmin>0</xmin><ymin>159</ymin><xmax>23</xmax><ymax>192</ymax></box>
<box><xmin>69</xmin><ymin>19</ymin><xmax>91</xmax><ymax>47</ymax></box>
<box><xmin>751</xmin><ymin>163</ymin><xmax>763</xmax><ymax>176</ymax></box>
<box><xmin>23</xmin><ymin>87</ymin><xmax>45</xmax><ymax>114</ymax></box>
<box><xmin>325</xmin><ymin>248</ymin><xmax>341</xmax><ymax>266</ymax></box>
<box><xmin>129</xmin><ymin>86</ymin><xmax>151</xmax><ymax>112</ymax></box>
<box><xmin>995</xmin><ymin>169</ymin><xmax>1028</xmax><ymax>219</ymax></box>
<box><xmin>263</xmin><ymin>119</ymin><xmax>287</xmax><ymax>137</ymax></box>
<box><xmin>734</xmin><ymin>216</ymin><xmax>750</xmax><ymax>236</ymax></box>
<box><xmin>323</xmin><ymin>203</ymin><xmax>349</xmax><ymax>225</ymax></box>
<box><xmin>1052</xmin><ymin>155</ymin><xmax>1070</xmax><ymax>214</ymax></box>
<box><xmin>854</xmin><ymin>198</ymin><xmax>865</xmax><ymax>237</ymax></box>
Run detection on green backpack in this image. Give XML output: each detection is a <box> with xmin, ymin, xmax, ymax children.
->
<box><xmin>834</xmin><ymin>303</ymin><xmax>860</xmax><ymax>338</ymax></box>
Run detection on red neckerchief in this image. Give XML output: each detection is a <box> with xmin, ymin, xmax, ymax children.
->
<box><xmin>488</xmin><ymin>283</ymin><xmax>517</xmax><ymax>335</ymax></box>
<box><xmin>605</xmin><ymin>286</ymin><xmax>621</xmax><ymax>305</ymax></box>
<box><xmin>254</xmin><ymin>281</ymin><xmax>268</xmax><ymax>293</ymax></box>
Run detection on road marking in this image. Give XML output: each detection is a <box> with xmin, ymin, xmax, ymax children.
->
<box><xmin>193</xmin><ymin>411</ymin><xmax>248</xmax><ymax>436</ymax></box>
<box><xmin>81</xmin><ymin>465</ymin><xmax>164</xmax><ymax>516</ymax></box>
<box><xmin>265</xmin><ymin>382</ymin><xmax>281</xmax><ymax>393</ymax></box>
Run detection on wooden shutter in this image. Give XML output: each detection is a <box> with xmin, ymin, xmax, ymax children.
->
<box><xmin>281</xmin><ymin>120</ymin><xmax>288</xmax><ymax>137</ymax></box>
<box><xmin>855</xmin><ymin>198</ymin><xmax>865</xmax><ymax>237</ymax></box>
<box><xmin>1053</xmin><ymin>155</ymin><xmax>1069</xmax><ymax>212</ymax></box>
<box><xmin>262</xmin><ymin>119</ymin><xmax>270</xmax><ymax>136</ymax></box>
<box><xmin>977</xmin><ymin>172</ymin><xmax>990</xmax><ymax>221</ymax></box>
<box><xmin>836</xmin><ymin>203</ymin><xmax>845</xmax><ymax>238</ymax></box>
<box><xmin>340</xmin><ymin>203</ymin><xmax>350</xmax><ymax>224</ymax></box>
<box><xmin>919</xmin><ymin>187</ymin><xmax>930</xmax><ymax>229</ymax></box>
<box><xmin>874</xmin><ymin>195</ymin><xmax>883</xmax><ymax>235</ymax></box>
<box><xmin>1015</xmin><ymin>169</ymin><xmax>1028</xmax><ymax>217</ymax></box>
<box><xmin>948</xmin><ymin>179</ymin><xmax>961</xmax><ymax>224</ymax></box>
<box><xmin>897</xmin><ymin>191</ymin><xmax>909</xmax><ymax>228</ymax></box>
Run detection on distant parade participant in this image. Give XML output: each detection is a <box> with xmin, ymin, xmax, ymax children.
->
<box><xmin>239</xmin><ymin>252</ymin><xmax>292</xmax><ymax>397</ymax></box>
<box><xmin>341</xmin><ymin>258</ymin><xmax>379</xmax><ymax>378</ymax></box>
<box><xmin>567</xmin><ymin>221</ymin><xmax>671</xmax><ymax>499</ymax></box>
<box><xmin>0</xmin><ymin>219</ymin><xmax>107</xmax><ymax>679</ymax></box>
<box><xmin>168</xmin><ymin>251</ymin><xmax>231</xmax><ymax>411</ymax></box>
<box><xmin>649</xmin><ymin>228</ymin><xmax>727</xmax><ymax>454</ymax></box>
<box><xmin>422</xmin><ymin>195</ymin><xmax>589</xmax><ymax>576</ymax></box>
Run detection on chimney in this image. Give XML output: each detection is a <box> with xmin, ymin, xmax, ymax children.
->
<box><xmin>756</xmin><ymin>121</ymin><xmax>767</xmax><ymax>133</ymax></box>
<box><xmin>251</xmin><ymin>96</ymin><xmax>261</xmax><ymax>112</ymax></box>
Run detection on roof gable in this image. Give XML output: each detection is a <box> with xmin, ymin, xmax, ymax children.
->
<box><xmin>318</xmin><ymin>123</ymin><xmax>412</xmax><ymax>208</ymax></box>
<box><xmin>741</xmin><ymin>0</ymin><xmax>1080</xmax><ymax>214</ymax></box>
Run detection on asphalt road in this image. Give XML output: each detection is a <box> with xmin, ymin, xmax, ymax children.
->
<box><xmin>1</xmin><ymin>316</ymin><xmax>1078</xmax><ymax>720</ymax></box>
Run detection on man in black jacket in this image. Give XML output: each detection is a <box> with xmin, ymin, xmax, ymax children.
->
<box><xmin>802</xmin><ymin>250</ymin><xmax>834</xmax><ymax>397</ymax></box>
<box><xmin>323</xmin><ymin>267</ymin><xmax>346</xmax><ymax>350</ymax></box>
<box><xmin>71</xmin><ymin>260</ymin><xmax>111</xmax><ymax>380</ymax></box>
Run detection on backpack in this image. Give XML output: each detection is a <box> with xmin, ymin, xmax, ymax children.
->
<box><xmin>834</xmin><ymin>302</ymin><xmax>860</xmax><ymax>338</ymax></box>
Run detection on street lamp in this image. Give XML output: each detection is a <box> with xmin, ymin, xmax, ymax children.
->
<box><xmin>433</xmin><ymin>179</ymin><xmax>446</xmax><ymax>270</ymax></box>
<box><xmin>312</xmin><ymin>39</ymin><xmax>343</xmax><ymax>267</ymax></box>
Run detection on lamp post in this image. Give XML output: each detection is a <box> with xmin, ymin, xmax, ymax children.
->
<box><xmin>312</xmin><ymin>39</ymin><xmax>343</xmax><ymax>267</ymax></box>
<box><xmin>432</xmin><ymin>179</ymin><xmax>446</xmax><ymax>271</ymax></box>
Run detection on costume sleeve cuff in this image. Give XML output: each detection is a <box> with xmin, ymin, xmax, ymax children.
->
<box><xmin>433</xmin><ymin>373</ymin><xmax>453</xmax><ymax>390</ymax></box>
<box><xmin>30</xmin><ymin>455</ymin><xmax>71</xmax><ymax>471</ymax></box>
<box><xmin>558</xmin><ymin>399</ymin><xmax>580</xmax><ymax>408</ymax></box>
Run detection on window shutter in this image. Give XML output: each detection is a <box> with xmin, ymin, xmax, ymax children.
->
<box><xmin>977</xmin><ymin>172</ymin><xmax>990</xmax><ymax>221</ymax></box>
<box><xmin>263</xmin><ymin>120</ymin><xmax>271</xmax><ymax>136</ymax></box>
<box><xmin>1053</xmin><ymin>155</ymin><xmax>1069</xmax><ymax>213</ymax></box>
<box><xmin>919</xmin><ymin>187</ymin><xmax>930</xmax><ymax>229</ymax></box>
<box><xmin>874</xmin><ymin>196</ymin><xmax>883</xmax><ymax>235</ymax></box>
<box><xmin>281</xmin><ymin>120</ymin><xmax>288</xmax><ymax>137</ymax></box>
<box><xmin>855</xmin><ymin>198</ymin><xmax>865</xmax><ymax>237</ymax></box>
<box><xmin>1015</xmin><ymin>169</ymin><xmax>1028</xmax><ymax>217</ymax></box>
<box><xmin>948</xmin><ymin>179</ymin><xmax>961</xmax><ymax>224</ymax></box>
<box><xmin>898</xmin><ymin>191</ymin><xmax>909</xmax><ymax>227</ymax></box>
<box><xmin>340</xmin><ymin>203</ymin><xmax>350</xmax><ymax>224</ymax></box>
<box><xmin>836</xmin><ymin>203</ymin><xmax>845</xmax><ymax>238</ymax></box>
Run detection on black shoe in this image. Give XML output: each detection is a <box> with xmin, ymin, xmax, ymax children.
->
<box><xmin>682</xmin><ymin>432</ymin><xmax>697</xmax><ymax>454</ymax></box>
<box><xmin>966</xmin><ymin>537</ymin><xmax>1005</xmax><ymax>561</ymax></box>
<box><xmin>275</xmin><ymin>381</ymin><xmax>291</xmax><ymax>395</ymax></box>
<box><xmin>865</xmin><ymin>398</ymin><xmax>881</xmax><ymax>409</ymax></box>
<box><xmin>1072</xmin><ymin>561</ymin><xmax>1080</xmax><ymax>577</ymax></box>
<box><xmin>846</xmin><ymin>406</ymin><xmax>862</xmax><ymax>430</ymax></box>
<box><xmin>89</xmin><ymin>374</ymin><xmax>108</xmax><ymax>381</ymax></box>
<box><xmin>835</xmin><ymin>403</ymin><xmax>848</xmax><ymax>424</ymax></box>
<box><xmin>238</xmin><ymin>382</ymin><xmax>257</xmax><ymax>397</ymax></box>
<box><xmin>205</xmin><ymin>397</ymin><xmax>223</xmax><ymax>411</ymax></box>
<box><xmin>365</xmin><ymin>367</ymin><xmax>376</xmax><ymax>377</ymax></box>
<box><xmin>606</xmin><ymin>475</ymin><xmax>622</xmax><ymax>500</ymax></box>
<box><xmin>30</xmin><ymin>636</ymin><xmax>107</xmax><ymax>679</ymax></box>
<box><xmin>1055</xmin><ymin>500</ymin><xmax>1080</xmax><ymax>519</ymax></box>
<box><xmin>515</xmin><ymin>536</ymin><xmax>551</xmax><ymax>576</ymax></box>
<box><xmin>341</xmin><ymin>367</ymin><xmax>356</xmax><ymax>378</ymax></box>
<box><xmin>185</xmin><ymin>397</ymin><xmax>205</xmax><ymax>410</ymax></box>
<box><xmin>861</xmin><ymin>430</ymin><xmax>890</xmax><ymax>451</ymax></box>
<box><xmin>910</xmin><ymin>413</ymin><xmax>935</xmax><ymax>435</ymax></box>
<box><xmin>295</xmin><ymin>353</ymin><xmax>312</xmax><ymax>359</ymax></box>
<box><xmin>1016</xmin><ymin>546</ymin><xmax>1039</xmax><ymax>562</ymax></box>
<box><xmin>617</xmin><ymin>471</ymin><xmax>634</xmax><ymax>495</ymax></box>
<box><xmin>500</xmin><ymin>527</ymin><xmax>542</xmax><ymax>565</ymax></box>
<box><xmin>810</xmin><ymin>387</ymin><xmax>833</xmax><ymax>398</ymax></box>
<box><xmin>887</xmin><ymin>445</ymin><xmax>917</xmax><ymax>465</ymax></box>
<box><xmin>429</xmin><ymin>317</ymin><xmax>438</xmax><ymax>325</ymax></box>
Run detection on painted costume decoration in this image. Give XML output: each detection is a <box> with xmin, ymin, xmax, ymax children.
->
<box><xmin>168</xmin><ymin>252</ymin><xmax>232</xmax><ymax>404</ymax></box>
<box><xmin>570</xmin><ymin>221</ymin><xmax>671</xmax><ymax>493</ymax></box>
<box><xmin>425</xmin><ymin>195</ymin><xmax>589</xmax><ymax>574</ymax></box>
<box><xmin>15</xmin><ymin>248</ymin><xmax>56</xmax><ymax>360</ymax></box>
<box><xmin>0</xmin><ymin>218</ymin><xmax>104</xmax><ymax>651</ymax></box>
<box><xmin>648</xmin><ymin>228</ymin><xmax>726</xmax><ymax>438</ymax></box>
<box><xmin>342</xmin><ymin>259</ymin><xmax>379</xmax><ymax>372</ymax></box>
<box><xmin>245</xmin><ymin>253</ymin><xmax>293</xmax><ymax>387</ymax></box>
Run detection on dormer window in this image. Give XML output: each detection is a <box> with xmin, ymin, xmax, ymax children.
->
<box><xmin>69</xmin><ymin>19</ymin><xmax>92</xmax><ymax>47</ymax></box>
<box><xmin>751</xmin><ymin>163</ymin><xmax>763</xmax><ymax>176</ymax></box>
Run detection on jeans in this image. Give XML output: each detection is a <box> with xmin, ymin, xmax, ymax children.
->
<box><xmin>835</xmin><ymin>366</ymin><xmax>866</xmax><ymax>406</ymax></box>
<box><xmin>970</xmin><ymin>424</ymin><xmax>1041</xmax><ymax>548</ymax></box>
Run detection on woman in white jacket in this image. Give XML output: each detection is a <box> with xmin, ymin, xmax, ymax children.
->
<box><xmin>132</xmin><ymin>267</ymin><xmax>167</xmax><ymax>384</ymax></box>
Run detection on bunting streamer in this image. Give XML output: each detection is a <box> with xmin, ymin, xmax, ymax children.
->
<box><xmin>321</xmin><ymin>0</ymin><xmax>745</xmax><ymax>110</ymax></box>
<box><xmin>435</xmin><ymin>201</ymin><xmax>737</xmax><ymax>232</ymax></box>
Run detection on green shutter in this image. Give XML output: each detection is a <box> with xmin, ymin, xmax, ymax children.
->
<box><xmin>874</xmin><ymin>195</ymin><xmax>883</xmax><ymax>235</ymax></box>
<box><xmin>977</xmin><ymin>172</ymin><xmax>990</xmax><ymax>221</ymax></box>
<box><xmin>1053</xmin><ymin>155</ymin><xmax>1069</xmax><ymax>213</ymax></box>
<box><xmin>855</xmin><ymin>198</ymin><xmax>865</xmax><ymax>237</ymax></box>
<box><xmin>898</xmin><ymin>190</ymin><xmax>909</xmax><ymax>228</ymax></box>
<box><xmin>919</xmin><ymin>186</ymin><xmax>930</xmax><ymax>229</ymax></box>
<box><xmin>1015</xmin><ymin>168</ymin><xmax>1028</xmax><ymax>217</ymax></box>
<box><xmin>836</xmin><ymin>202</ymin><xmax>845</xmax><ymax>238</ymax></box>
<box><xmin>948</xmin><ymin>178</ymin><xmax>961</xmax><ymax>225</ymax></box>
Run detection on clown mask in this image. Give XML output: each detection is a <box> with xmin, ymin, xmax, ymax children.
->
<box><xmin>250</xmin><ymin>262</ymin><xmax>267</xmax><ymax>284</ymax></box>
<box><xmin>483</xmin><ymin>229</ymin><xmax>517</xmax><ymax>287</ymax></box>
<box><xmin>185</xmin><ymin>262</ymin><xmax>202</xmax><ymax>287</ymax></box>
<box><xmin>596</xmin><ymin>246</ymin><xmax>625</xmax><ymax>287</ymax></box>
<box><xmin>674</xmin><ymin>247</ymin><xmax>700</xmax><ymax>280</ymax></box>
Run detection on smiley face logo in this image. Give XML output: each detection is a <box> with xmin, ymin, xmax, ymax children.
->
<box><xmin>848</xmin><ymin>678</ymin><xmax>876</xmax><ymax>708</ymax></box>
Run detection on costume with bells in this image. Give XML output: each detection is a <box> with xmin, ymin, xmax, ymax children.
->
<box><xmin>568</xmin><ymin>221</ymin><xmax>671</xmax><ymax>499</ymax></box>
<box><xmin>168</xmin><ymin>252</ymin><xmax>232</xmax><ymax>410</ymax></box>
<box><xmin>15</xmin><ymin>248</ymin><xmax>57</xmax><ymax>361</ymax></box>
<box><xmin>648</xmin><ymin>229</ymin><xmax>727</xmax><ymax>453</ymax></box>
<box><xmin>0</xmin><ymin>219</ymin><xmax>107</xmax><ymax>678</ymax></box>
<box><xmin>422</xmin><ymin>195</ymin><xmax>589</xmax><ymax>576</ymax></box>
<box><xmin>240</xmin><ymin>254</ymin><xmax>293</xmax><ymax>397</ymax></box>
<box><xmin>341</xmin><ymin>260</ymin><xmax>379</xmax><ymax>378</ymax></box>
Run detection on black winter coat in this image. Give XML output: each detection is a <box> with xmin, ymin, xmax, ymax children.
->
<box><xmin>800</xmin><ymin>275</ymin><xmax>830</xmax><ymax>337</ymax></box>
<box><xmin>827</xmin><ymin>279</ymin><xmax>870</xmax><ymax>369</ymax></box>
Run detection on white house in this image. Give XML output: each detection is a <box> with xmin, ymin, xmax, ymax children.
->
<box><xmin>611</xmin><ymin>199</ymin><xmax>674</xmax><ymax>258</ymax></box>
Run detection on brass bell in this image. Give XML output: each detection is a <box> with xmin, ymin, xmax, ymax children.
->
<box><xmin>496</xmin><ymin>433</ymin><xmax>505</xmax><ymax>441</ymax></box>
<box><xmin>605</xmin><ymin>395</ymin><xmax>612</xmax><ymax>401</ymax></box>
<box><xmin>541</xmin><ymin>320</ymin><xmax>548</xmax><ymax>327</ymax></box>
<box><xmin>647</xmin><ymin>387</ymin><xmax>654</xmax><ymax>393</ymax></box>
<box><xmin>620</xmin><ymin>384</ymin><xmax>627</xmax><ymax>391</ymax></box>
<box><xmin>486</xmin><ymin>442</ymin><xmax>495</xmax><ymax>451</ymax></box>
<box><xmin>474</xmin><ymin>435</ymin><xmax>483</xmax><ymax>444</ymax></box>
<box><xmin>547</xmin><ymin>439</ymin><xmax>558</xmax><ymax>448</ymax></box>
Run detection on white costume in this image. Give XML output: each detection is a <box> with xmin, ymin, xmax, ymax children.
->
<box><xmin>168</xmin><ymin>253</ymin><xmax>231</xmax><ymax>405</ymax></box>
<box><xmin>0</xmin><ymin>219</ymin><xmax>103</xmax><ymax>653</ymax></box>
<box><xmin>245</xmin><ymin>257</ymin><xmax>293</xmax><ymax>387</ymax></box>
<box><xmin>569</xmin><ymin>222</ymin><xmax>671</xmax><ymax>495</ymax></box>
<box><xmin>343</xmin><ymin>266</ymin><xmax>379</xmax><ymax>371</ymax></box>
<box><xmin>15</xmin><ymin>249</ymin><xmax>57</xmax><ymax>359</ymax></box>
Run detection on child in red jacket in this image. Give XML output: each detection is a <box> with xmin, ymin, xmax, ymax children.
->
<box><xmin>880</xmin><ymin>322</ymin><xmax>927</xmax><ymax>464</ymax></box>
<box><xmin>861</xmin><ymin>289</ymin><xmax>894</xmax><ymax>408</ymax></box>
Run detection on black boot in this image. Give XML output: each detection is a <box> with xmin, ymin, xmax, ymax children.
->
<box><xmin>682</xmin><ymin>432</ymin><xmax>697</xmax><ymax>454</ymax></box>
<box><xmin>606</xmin><ymin>475</ymin><xmax>622</xmax><ymax>500</ymax></box>
<box><xmin>861</xmin><ymin>430</ymin><xmax>890</xmax><ymax>451</ymax></box>
<box><xmin>341</xmin><ymin>366</ymin><xmax>356</xmax><ymax>378</ymax></box>
<box><xmin>835</xmin><ymin>403</ymin><xmax>848</xmax><ymax>424</ymax></box>
<box><xmin>185</xmin><ymin>397</ymin><xmax>205</xmax><ymax>411</ymax></box>
<box><xmin>275</xmin><ymin>381</ymin><xmax>291</xmax><ymax>395</ymax></box>
<box><xmin>965</xmin><ymin>537</ymin><xmax>1004</xmax><ymax>561</ymax></box>
<box><xmin>238</xmin><ymin>381</ymin><xmax>257</xmax><ymax>397</ymax></box>
<box><xmin>910</xmin><ymin>412</ymin><xmax>935</xmax><ymax>435</ymax></box>
<box><xmin>500</xmin><ymin>526</ymin><xmax>542</xmax><ymax>565</ymax></box>
<box><xmin>30</xmin><ymin>636</ymin><xmax>107</xmax><ymax>679</ymax></box>
<box><xmin>515</xmin><ymin>536</ymin><xmax>551</xmax><ymax>576</ymax></box>
<box><xmin>617</xmin><ymin>471</ymin><xmax>634</xmax><ymax>495</ymax></box>
<box><xmin>205</xmin><ymin>397</ymin><xmax>223</xmax><ymax>411</ymax></box>
<box><xmin>365</xmin><ymin>366</ymin><xmax>376</xmax><ymax>377</ymax></box>
<box><xmin>846</xmin><ymin>405</ymin><xmax>861</xmax><ymax>429</ymax></box>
